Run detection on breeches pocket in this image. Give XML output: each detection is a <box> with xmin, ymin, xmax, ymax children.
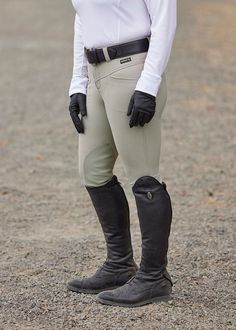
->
<box><xmin>109</xmin><ymin>61</ymin><xmax>145</xmax><ymax>81</ymax></box>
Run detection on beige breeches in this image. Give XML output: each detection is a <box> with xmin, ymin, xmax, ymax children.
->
<box><xmin>78</xmin><ymin>51</ymin><xmax>167</xmax><ymax>187</ymax></box>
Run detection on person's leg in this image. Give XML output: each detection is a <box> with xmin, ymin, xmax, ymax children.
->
<box><xmin>98</xmin><ymin>53</ymin><xmax>167</xmax><ymax>185</ymax></box>
<box><xmin>96</xmin><ymin>53</ymin><xmax>173</xmax><ymax>306</ymax></box>
<box><xmin>67</xmin><ymin>66</ymin><xmax>137</xmax><ymax>294</ymax></box>
<box><xmin>77</xmin><ymin>66</ymin><xmax>118</xmax><ymax>188</ymax></box>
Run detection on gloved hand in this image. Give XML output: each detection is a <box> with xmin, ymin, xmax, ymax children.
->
<box><xmin>69</xmin><ymin>93</ymin><xmax>87</xmax><ymax>134</ymax></box>
<box><xmin>127</xmin><ymin>91</ymin><xmax>156</xmax><ymax>128</ymax></box>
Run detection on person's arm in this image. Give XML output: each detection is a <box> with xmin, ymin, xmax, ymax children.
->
<box><xmin>135</xmin><ymin>0</ymin><xmax>177</xmax><ymax>97</ymax></box>
<box><xmin>69</xmin><ymin>13</ymin><xmax>88</xmax><ymax>96</ymax></box>
<box><xmin>68</xmin><ymin>13</ymin><xmax>88</xmax><ymax>134</ymax></box>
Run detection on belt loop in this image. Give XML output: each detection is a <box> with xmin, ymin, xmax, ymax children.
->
<box><xmin>102</xmin><ymin>47</ymin><xmax>111</xmax><ymax>62</ymax></box>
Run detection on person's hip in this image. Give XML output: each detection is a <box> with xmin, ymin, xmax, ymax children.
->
<box><xmin>87</xmin><ymin>50</ymin><xmax>148</xmax><ymax>84</ymax></box>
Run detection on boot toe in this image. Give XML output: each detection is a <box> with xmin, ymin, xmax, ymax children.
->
<box><xmin>66</xmin><ymin>274</ymin><xmax>120</xmax><ymax>294</ymax></box>
<box><xmin>96</xmin><ymin>289</ymin><xmax>118</xmax><ymax>305</ymax></box>
<box><xmin>67</xmin><ymin>278</ymin><xmax>84</xmax><ymax>293</ymax></box>
<box><xmin>97</xmin><ymin>287</ymin><xmax>141</xmax><ymax>306</ymax></box>
<box><xmin>67</xmin><ymin>277</ymin><xmax>103</xmax><ymax>294</ymax></box>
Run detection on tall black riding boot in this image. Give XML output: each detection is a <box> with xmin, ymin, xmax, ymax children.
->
<box><xmin>97</xmin><ymin>176</ymin><xmax>173</xmax><ymax>307</ymax></box>
<box><xmin>67</xmin><ymin>175</ymin><xmax>137</xmax><ymax>294</ymax></box>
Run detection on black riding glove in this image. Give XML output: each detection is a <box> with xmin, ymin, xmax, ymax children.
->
<box><xmin>69</xmin><ymin>93</ymin><xmax>87</xmax><ymax>134</ymax></box>
<box><xmin>127</xmin><ymin>91</ymin><xmax>156</xmax><ymax>128</ymax></box>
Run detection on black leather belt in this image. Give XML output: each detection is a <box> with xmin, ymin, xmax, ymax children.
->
<box><xmin>85</xmin><ymin>37</ymin><xmax>149</xmax><ymax>65</ymax></box>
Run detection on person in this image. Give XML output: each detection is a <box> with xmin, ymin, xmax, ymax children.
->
<box><xmin>66</xmin><ymin>0</ymin><xmax>177</xmax><ymax>307</ymax></box>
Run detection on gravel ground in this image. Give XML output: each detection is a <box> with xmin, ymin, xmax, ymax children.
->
<box><xmin>0</xmin><ymin>0</ymin><xmax>235</xmax><ymax>329</ymax></box>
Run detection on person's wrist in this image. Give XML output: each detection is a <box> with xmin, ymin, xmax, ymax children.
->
<box><xmin>135</xmin><ymin>90</ymin><xmax>156</xmax><ymax>101</ymax></box>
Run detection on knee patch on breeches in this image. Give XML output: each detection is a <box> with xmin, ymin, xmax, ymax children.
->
<box><xmin>79</xmin><ymin>144</ymin><xmax>118</xmax><ymax>187</ymax></box>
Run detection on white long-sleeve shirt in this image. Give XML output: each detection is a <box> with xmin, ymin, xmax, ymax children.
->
<box><xmin>69</xmin><ymin>0</ymin><xmax>177</xmax><ymax>97</ymax></box>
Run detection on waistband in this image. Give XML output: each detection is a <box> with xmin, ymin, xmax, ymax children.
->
<box><xmin>87</xmin><ymin>50</ymin><xmax>148</xmax><ymax>81</ymax></box>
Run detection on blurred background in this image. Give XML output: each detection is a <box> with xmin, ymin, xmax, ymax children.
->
<box><xmin>0</xmin><ymin>0</ymin><xmax>235</xmax><ymax>329</ymax></box>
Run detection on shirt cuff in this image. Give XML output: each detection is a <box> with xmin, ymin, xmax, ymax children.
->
<box><xmin>69</xmin><ymin>77</ymin><xmax>88</xmax><ymax>96</ymax></box>
<box><xmin>135</xmin><ymin>71</ymin><xmax>162</xmax><ymax>97</ymax></box>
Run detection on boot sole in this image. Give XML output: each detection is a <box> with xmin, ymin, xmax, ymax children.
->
<box><xmin>66</xmin><ymin>283</ymin><xmax>120</xmax><ymax>294</ymax></box>
<box><xmin>96</xmin><ymin>294</ymin><xmax>171</xmax><ymax>307</ymax></box>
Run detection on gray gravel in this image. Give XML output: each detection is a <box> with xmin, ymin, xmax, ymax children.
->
<box><xmin>0</xmin><ymin>0</ymin><xmax>235</xmax><ymax>329</ymax></box>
